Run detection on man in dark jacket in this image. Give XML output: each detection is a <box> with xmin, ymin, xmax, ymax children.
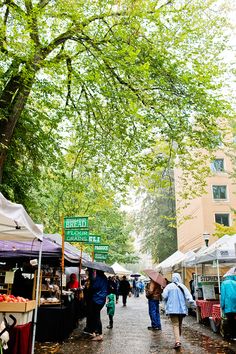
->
<box><xmin>90</xmin><ymin>270</ymin><xmax>108</xmax><ymax>341</ymax></box>
<box><xmin>119</xmin><ymin>275</ymin><xmax>131</xmax><ymax>306</ymax></box>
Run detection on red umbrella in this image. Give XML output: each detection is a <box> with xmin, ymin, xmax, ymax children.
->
<box><xmin>143</xmin><ymin>269</ymin><xmax>167</xmax><ymax>288</ymax></box>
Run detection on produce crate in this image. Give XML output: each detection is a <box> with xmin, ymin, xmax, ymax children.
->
<box><xmin>0</xmin><ymin>300</ymin><xmax>36</xmax><ymax>313</ymax></box>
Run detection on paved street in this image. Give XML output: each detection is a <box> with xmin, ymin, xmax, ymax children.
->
<box><xmin>36</xmin><ymin>294</ymin><xmax>236</xmax><ymax>353</ymax></box>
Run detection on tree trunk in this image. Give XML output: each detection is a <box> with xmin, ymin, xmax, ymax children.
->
<box><xmin>0</xmin><ymin>71</ymin><xmax>35</xmax><ymax>183</ymax></box>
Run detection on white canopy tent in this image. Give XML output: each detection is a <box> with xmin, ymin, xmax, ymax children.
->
<box><xmin>195</xmin><ymin>234</ymin><xmax>236</xmax><ymax>264</ymax></box>
<box><xmin>111</xmin><ymin>262</ymin><xmax>132</xmax><ymax>276</ymax></box>
<box><xmin>191</xmin><ymin>234</ymin><xmax>236</xmax><ymax>304</ymax></box>
<box><xmin>183</xmin><ymin>246</ymin><xmax>207</xmax><ymax>267</ymax></box>
<box><xmin>0</xmin><ymin>193</ymin><xmax>43</xmax><ymax>242</ymax></box>
<box><xmin>0</xmin><ymin>193</ymin><xmax>43</xmax><ymax>354</ymax></box>
<box><xmin>174</xmin><ymin>250</ymin><xmax>196</xmax><ymax>270</ymax></box>
<box><xmin>156</xmin><ymin>250</ymin><xmax>185</xmax><ymax>273</ymax></box>
<box><xmin>171</xmin><ymin>250</ymin><xmax>197</xmax><ymax>285</ymax></box>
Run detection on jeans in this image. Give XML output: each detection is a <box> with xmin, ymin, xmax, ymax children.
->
<box><xmin>91</xmin><ymin>301</ymin><xmax>104</xmax><ymax>335</ymax></box>
<box><xmin>148</xmin><ymin>299</ymin><xmax>161</xmax><ymax>329</ymax></box>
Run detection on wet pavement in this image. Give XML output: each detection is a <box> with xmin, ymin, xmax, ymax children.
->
<box><xmin>35</xmin><ymin>294</ymin><xmax>236</xmax><ymax>353</ymax></box>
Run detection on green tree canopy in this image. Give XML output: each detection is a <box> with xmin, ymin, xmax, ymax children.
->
<box><xmin>0</xmin><ymin>0</ymin><xmax>233</xmax><ymax>205</ymax></box>
<box><xmin>28</xmin><ymin>166</ymin><xmax>137</xmax><ymax>264</ymax></box>
<box><xmin>131</xmin><ymin>163</ymin><xmax>177</xmax><ymax>263</ymax></box>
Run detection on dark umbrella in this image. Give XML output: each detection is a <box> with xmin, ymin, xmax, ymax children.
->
<box><xmin>143</xmin><ymin>269</ymin><xmax>167</xmax><ymax>287</ymax></box>
<box><xmin>130</xmin><ymin>273</ymin><xmax>141</xmax><ymax>277</ymax></box>
<box><xmin>82</xmin><ymin>259</ymin><xmax>115</xmax><ymax>274</ymax></box>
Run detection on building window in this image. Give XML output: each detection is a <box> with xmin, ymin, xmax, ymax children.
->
<box><xmin>210</xmin><ymin>159</ymin><xmax>224</xmax><ymax>172</ymax></box>
<box><xmin>215</xmin><ymin>213</ymin><xmax>229</xmax><ymax>226</ymax></box>
<box><xmin>212</xmin><ymin>185</ymin><xmax>227</xmax><ymax>200</ymax></box>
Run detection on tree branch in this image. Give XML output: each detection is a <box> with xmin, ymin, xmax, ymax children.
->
<box><xmin>42</xmin><ymin>8</ymin><xmax>143</xmax><ymax>58</ymax></box>
<box><xmin>0</xmin><ymin>5</ymin><xmax>9</xmax><ymax>53</ymax></box>
<box><xmin>24</xmin><ymin>0</ymin><xmax>40</xmax><ymax>47</ymax></box>
<box><xmin>80</xmin><ymin>32</ymin><xmax>146</xmax><ymax>105</ymax></box>
<box><xmin>38</xmin><ymin>0</ymin><xmax>51</xmax><ymax>9</ymax></box>
<box><xmin>65</xmin><ymin>57</ymin><xmax>72</xmax><ymax>107</ymax></box>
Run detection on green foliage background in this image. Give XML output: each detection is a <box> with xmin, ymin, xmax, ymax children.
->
<box><xmin>0</xmin><ymin>0</ymin><xmax>235</xmax><ymax>263</ymax></box>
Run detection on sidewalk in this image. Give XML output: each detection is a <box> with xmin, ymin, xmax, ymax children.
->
<box><xmin>36</xmin><ymin>294</ymin><xmax>236</xmax><ymax>353</ymax></box>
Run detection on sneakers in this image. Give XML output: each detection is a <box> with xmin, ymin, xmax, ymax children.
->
<box><xmin>173</xmin><ymin>342</ymin><xmax>181</xmax><ymax>349</ymax></box>
<box><xmin>147</xmin><ymin>326</ymin><xmax>161</xmax><ymax>331</ymax></box>
<box><xmin>107</xmin><ymin>325</ymin><xmax>113</xmax><ymax>329</ymax></box>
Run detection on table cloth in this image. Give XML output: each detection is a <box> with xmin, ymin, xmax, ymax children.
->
<box><xmin>196</xmin><ymin>300</ymin><xmax>219</xmax><ymax>319</ymax></box>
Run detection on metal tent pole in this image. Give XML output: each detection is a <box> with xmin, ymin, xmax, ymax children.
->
<box><xmin>31</xmin><ymin>239</ymin><xmax>43</xmax><ymax>354</ymax></box>
<box><xmin>195</xmin><ymin>264</ymin><xmax>201</xmax><ymax>323</ymax></box>
<box><xmin>216</xmin><ymin>259</ymin><xmax>221</xmax><ymax>299</ymax></box>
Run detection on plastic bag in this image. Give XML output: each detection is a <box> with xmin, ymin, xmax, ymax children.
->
<box><xmin>0</xmin><ymin>321</ymin><xmax>9</xmax><ymax>349</ymax></box>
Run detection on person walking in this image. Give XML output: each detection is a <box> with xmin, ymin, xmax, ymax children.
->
<box><xmin>139</xmin><ymin>280</ymin><xmax>144</xmax><ymax>294</ymax></box>
<box><xmin>108</xmin><ymin>276</ymin><xmax>118</xmax><ymax>297</ymax></box>
<box><xmin>115</xmin><ymin>276</ymin><xmax>120</xmax><ymax>304</ymax></box>
<box><xmin>119</xmin><ymin>275</ymin><xmax>131</xmax><ymax>306</ymax></box>
<box><xmin>162</xmin><ymin>273</ymin><xmax>195</xmax><ymax>350</ymax></box>
<box><xmin>90</xmin><ymin>270</ymin><xmax>108</xmax><ymax>341</ymax></box>
<box><xmin>133</xmin><ymin>277</ymin><xmax>140</xmax><ymax>297</ymax></box>
<box><xmin>220</xmin><ymin>269</ymin><xmax>236</xmax><ymax>340</ymax></box>
<box><xmin>145</xmin><ymin>279</ymin><xmax>162</xmax><ymax>331</ymax></box>
<box><xmin>106</xmin><ymin>293</ymin><xmax>115</xmax><ymax>329</ymax></box>
<box><xmin>189</xmin><ymin>272</ymin><xmax>196</xmax><ymax>299</ymax></box>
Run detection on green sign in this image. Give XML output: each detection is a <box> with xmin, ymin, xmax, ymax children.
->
<box><xmin>64</xmin><ymin>216</ymin><xmax>88</xmax><ymax>229</ymax></box>
<box><xmin>86</xmin><ymin>235</ymin><xmax>101</xmax><ymax>244</ymax></box>
<box><xmin>94</xmin><ymin>244</ymin><xmax>109</xmax><ymax>253</ymax></box>
<box><xmin>65</xmin><ymin>229</ymin><xmax>89</xmax><ymax>242</ymax></box>
<box><xmin>94</xmin><ymin>253</ymin><xmax>108</xmax><ymax>261</ymax></box>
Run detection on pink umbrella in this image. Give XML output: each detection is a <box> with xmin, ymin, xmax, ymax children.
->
<box><xmin>143</xmin><ymin>269</ymin><xmax>167</xmax><ymax>288</ymax></box>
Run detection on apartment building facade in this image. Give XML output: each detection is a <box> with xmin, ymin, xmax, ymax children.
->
<box><xmin>175</xmin><ymin>150</ymin><xmax>236</xmax><ymax>253</ymax></box>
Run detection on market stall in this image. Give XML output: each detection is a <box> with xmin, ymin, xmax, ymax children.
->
<box><xmin>0</xmin><ymin>232</ymin><xmax>115</xmax><ymax>343</ymax></box>
<box><xmin>35</xmin><ymin>239</ymin><xmax>81</xmax><ymax>343</ymax></box>
<box><xmin>0</xmin><ymin>234</ymin><xmax>83</xmax><ymax>343</ymax></box>
<box><xmin>0</xmin><ymin>193</ymin><xmax>43</xmax><ymax>354</ymax></box>
<box><xmin>193</xmin><ymin>234</ymin><xmax>236</xmax><ymax>328</ymax></box>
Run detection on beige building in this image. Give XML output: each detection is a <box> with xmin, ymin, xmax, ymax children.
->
<box><xmin>175</xmin><ymin>150</ymin><xmax>236</xmax><ymax>253</ymax></box>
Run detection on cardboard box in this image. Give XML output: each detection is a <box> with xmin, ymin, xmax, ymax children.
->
<box><xmin>0</xmin><ymin>300</ymin><xmax>36</xmax><ymax>313</ymax></box>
